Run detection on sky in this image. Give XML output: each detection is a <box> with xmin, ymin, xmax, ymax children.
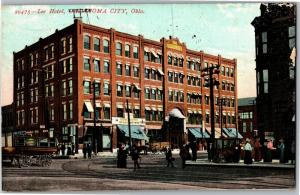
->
<box><xmin>0</xmin><ymin>3</ymin><xmax>260</xmax><ymax>106</ymax></box>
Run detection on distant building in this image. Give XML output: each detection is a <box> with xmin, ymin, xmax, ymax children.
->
<box><xmin>13</xmin><ymin>19</ymin><xmax>238</xmax><ymax>152</ymax></box>
<box><xmin>1</xmin><ymin>104</ymin><xmax>14</xmax><ymax>147</ymax></box>
<box><xmin>238</xmin><ymin>97</ymin><xmax>257</xmax><ymax>139</ymax></box>
<box><xmin>251</xmin><ymin>3</ymin><xmax>296</xmax><ymax>142</ymax></box>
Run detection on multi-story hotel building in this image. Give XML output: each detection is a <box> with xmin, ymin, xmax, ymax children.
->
<box><xmin>238</xmin><ymin>97</ymin><xmax>257</xmax><ymax>139</ymax></box>
<box><xmin>13</xmin><ymin>19</ymin><xmax>237</xmax><ymax>152</ymax></box>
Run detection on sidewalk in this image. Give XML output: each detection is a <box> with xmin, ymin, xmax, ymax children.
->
<box><xmin>186</xmin><ymin>159</ymin><xmax>295</xmax><ymax>169</ymax></box>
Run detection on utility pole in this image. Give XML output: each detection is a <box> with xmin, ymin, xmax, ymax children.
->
<box><xmin>92</xmin><ymin>81</ymin><xmax>97</xmax><ymax>155</ymax></box>
<box><xmin>126</xmin><ymin>99</ymin><xmax>132</xmax><ymax>150</ymax></box>
<box><xmin>202</xmin><ymin>65</ymin><xmax>220</xmax><ymax>161</ymax></box>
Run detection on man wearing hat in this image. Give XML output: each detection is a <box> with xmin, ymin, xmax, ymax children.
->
<box><xmin>278</xmin><ymin>138</ymin><xmax>286</xmax><ymax>163</ymax></box>
<box><xmin>244</xmin><ymin>138</ymin><xmax>253</xmax><ymax>164</ymax></box>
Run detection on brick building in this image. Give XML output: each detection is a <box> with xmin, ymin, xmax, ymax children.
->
<box><xmin>13</xmin><ymin>19</ymin><xmax>238</xmax><ymax>152</ymax></box>
<box><xmin>238</xmin><ymin>97</ymin><xmax>257</xmax><ymax>139</ymax></box>
<box><xmin>251</xmin><ymin>3</ymin><xmax>296</xmax><ymax>144</ymax></box>
<box><xmin>1</xmin><ymin>104</ymin><xmax>14</xmax><ymax>147</ymax></box>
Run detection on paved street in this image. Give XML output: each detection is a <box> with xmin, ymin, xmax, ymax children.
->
<box><xmin>2</xmin><ymin>153</ymin><xmax>296</xmax><ymax>191</ymax></box>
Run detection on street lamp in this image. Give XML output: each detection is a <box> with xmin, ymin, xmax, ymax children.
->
<box><xmin>201</xmin><ymin>64</ymin><xmax>220</xmax><ymax>161</ymax></box>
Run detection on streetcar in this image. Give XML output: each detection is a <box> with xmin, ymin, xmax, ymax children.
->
<box><xmin>2</xmin><ymin>135</ymin><xmax>57</xmax><ymax>167</ymax></box>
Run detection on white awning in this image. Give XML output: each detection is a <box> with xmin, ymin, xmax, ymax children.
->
<box><xmin>151</xmin><ymin>67</ymin><xmax>156</xmax><ymax>70</ymax></box>
<box><xmin>152</xmin><ymin>107</ymin><xmax>157</xmax><ymax>111</ymax></box>
<box><xmin>134</xmin><ymin>105</ymin><xmax>140</xmax><ymax>109</ymax></box>
<box><xmin>144</xmin><ymin>47</ymin><xmax>149</xmax><ymax>52</ymax></box>
<box><xmin>95</xmin><ymin>102</ymin><xmax>101</xmax><ymax>108</ymax></box>
<box><xmin>157</xmin><ymin>50</ymin><xmax>162</xmax><ymax>55</ymax></box>
<box><xmin>198</xmin><ymin>110</ymin><xmax>202</xmax><ymax>114</ymax></box>
<box><xmin>169</xmin><ymin>108</ymin><xmax>185</xmax><ymax>119</ymax></box>
<box><xmin>157</xmin><ymin>107</ymin><xmax>163</xmax><ymax>111</ymax></box>
<box><xmin>134</xmin><ymin>84</ymin><xmax>141</xmax><ymax>91</ymax></box>
<box><xmin>188</xmin><ymin>110</ymin><xmax>193</xmax><ymax>114</ymax></box>
<box><xmin>104</xmin><ymin>103</ymin><xmax>111</xmax><ymax>108</ymax></box>
<box><xmin>151</xmin><ymin>50</ymin><xmax>159</xmax><ymax>58</ymax></box>
<box><xmin>117</xmin><ymin>104</ymin><xmax>123</xmax><ymax>109</ymax></box>
<box><xmin>157</xmin><ymin>69</ymin><xmax>165</xmax><ymax>75</ymax></box>
<box><xmin>84</xmin><ymin>101</ymin><xmax>94</xmax><ymax>112</ymax></box>
<box><xmin>193</xmin><ymin>110</ymin><xmax>197</xmax><ymax>114</ymax></box>
<box><xmin>145</xmin><ymin>106</ymin><xmax>151</xmax><ymax>111</ymax></box>
<box><xmin>196</xmin><ymin>58</ymin><xmax>201</xmax><ymax>63</ymax></box>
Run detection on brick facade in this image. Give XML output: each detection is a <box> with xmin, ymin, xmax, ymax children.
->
<box><xmin>13</xmin><ymin>19</ymin><xmax>237</xmax><ymax>151</ymax></box>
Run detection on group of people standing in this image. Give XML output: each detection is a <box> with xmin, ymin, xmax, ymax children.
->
<box><xmin>82</xmin><ymin>143</ymin><xmax>92</xmax><ymax>159</ymax></box>
<box><xmin>117</xmin><ymin>143</ymin><xmax>141</xmax><ymax>171</ymax></box>
<box><xmin>243</xmin><ymin>137</ymin><xmax>288</xmax><ymax>164</ymax></box>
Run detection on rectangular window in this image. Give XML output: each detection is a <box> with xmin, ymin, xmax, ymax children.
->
<box><xmin>94</xmin><ymin>82</ymin><xmax>100</xmax><ymax>96</ymax></box>
<box><xmin>242</xmin><ymin>122</ymin><xmax>247</xmax><ymax>133</ymax></box>
<box><xmin>44</xmin><ymin>47</ymin><xmax>49</xmax><ymax>60</ymax></box>
<box><xmin>168</xmin><ymin>55</ymin><xmax>172</xmax><ymax>65</ymax></box>
<box><xmin>225</xmin><ymin>67</ymin><xmax>229</xmax><ymax>77</ymax></box>
<box><xmin>174</xmin><ymin>73</ymin><xmax>178</xmax><ymax>83</ymax></box>
<box><xmin>134</xmin><ymin>88</ymin><xmax>140</xmax><ymax>98</ymax></box>
<box><xmin>133</xmin><ymin>46</ymin><xmax>139</xmax><ymax>59</ymax></box>
<box><xmin>117</xmin><ymin>108</ymin><xmax>124</xmax><ymax>117</ymax></box>
<box><xmin>174</xmin><ymin>57</ymin><xmax>178</xmax><ymax>66</ymax></box>
<box><xmin>51</xmin><ymin>45</ymin><xmax>55</xmax><ymax>58</ymax></box>
<box><xmin>117</xmin><ymin>84</ymin><xmax>123</xmax><ymax>97</ymax></box>
<box><xmin>102</xmin><ymin>39</ymin><xmax>109</xmax><ymax>53</ymax></box>
<box><xmin>62</xmin><ymin>80</ymin><xmax>66</xmax><ymax>96</ymax></box>
<box><xmin>84</xmin><ymin>35</ymin><xmax>90</xmax><ymax>50</ymax></box>
<box><xmin>61</xmin><ymin>39</ymin><xmax>66</xmax><ymax>54</ymax></box>
<box><xmin>230</xmin><ymin>68</ymin><xmax>234</xmax><ymax>77</ymax></box>
<box><xmin>289</xmin><ymin>26</ymin><xmax>296</xmax><ymax>49</ymax></box>
<box><xmin>180</xmin><ymin>91</ymin><xmax>184</xmax><ymax>102</ymax></box>
<box><xmin>116</xmin><ymin>63</ymin><xmax>122</xmax><ymax>75</ymax></box>
<box><xmin>125</xmin><ymin>65</ymin><xmax>131</xmax><ymax>76</ymax></box>
<box><xmin>69</xmin><ymin>101</ymin><xmax>73</xmax><ymax>120</ymax></box>
<box><xmin>262</xmin><ymin>32</ymin><xmax>267</xmax><ymax>54</ymax></box>
<box><xmin>145</xmin><ymin>68</ymin><xmax>150</xmax><ymax>79</ymax></box>
<box><xmin>84</xmin><ymin>58</ymin><xmax>90</xmax><ymax>71</ymax></box>
<box><xmin>145</xmin><ymin>88</ymin><xmax>150</xmax><ymax>99</ymax></box>
<box><xmin>63</xmin><ymin>103</ymin><xmax>67</xmax><ymax>120</ymax></box>
<box><xmin>104</xmin><ymin>83</ymin><xmax>110</xmax><ymax>95</ymax></box>
<box><xmin>205</xmin><ymin>96</ymin><xmax>209</xmax><ymax>105</ymax></box>
<box><xmin>134</xmin><ymin>109</ymin><xmax>140</xmax><ymax>118</ymax></box>
<box><xmin>144</xmin><ymin>51</ymin><xmax>149</xmax><ymax>61</ymax></box>
<box><xmin>104</xmin><ymin>60</ymin><xmax>110</xmax><ymax>73</ymax></box>
<box><xmin>104</xmin><ymin>107</ymin><xmax>110</xmax><ymax>119</ymax></box>
<box><xmin>168</xmin><ymin>72</ymin><xmax>173</xmax><ymax>82</ymax></box>
<box><xmin>125</xmin><ymin>85</ymin><xmax>131</xmax><ymax>97</ymax></box>
<box><xmin>168</xmin><ymin>90</ymin><xmax>173</xmax><ymax>101</ymax></box>
<box><xmin>134</xmin><ymin>66</ymin><xmax>139</xmax><ymax>77</ymax></box>
<box><xmin>94</xmin><ymin>59</ymin><xmax>100</xmax><ymax>72</ymax></box>
<box><xmin>187</xmin><ymin>76</ymin><xmax>191</xmax><ymax>85</ymax></box>
<box><xmin>179</xmin><ymin>74</ymin><xmax>184</xmax><ymax>83</ymax></box>
<box><xmin>152</xmin><ymin>111</ymin><xmax>157</xmax><ymax>121</ymax></box>
<box><xmin>179</xmin><ymin>58</ymin><xmax>184</xmax><ymax>67</ymax></box>
<box><xmin>263</xmin><ymin>69</ymin><xmax>268</xmax><ymax>93</ymax></box>
<box><xmin>94</xmin><ymin>37</ymin><xmax>100</xmax><ymax>51</ymax></box>
<box><xmin>174</xmin><ymin>91</ymin><xmax>178</xmax><ymax>102</ymax></box>
<box><xmin>35</xmin><ymin>53</ymin><xmax>38</xmax><ymax>65</ymax></box>
<box><xmin>116</xmin><ymin>42</ymin><xmax>122</xmax><ymax>56</ymax></box>
<box><xmin>151</xmin><ymin>69</ymin><xmax>156</xmax><ymax>80</ymax></box>
<box><xmin>84</xmin><ymin>81</ymin><xmax>91</xmax><ymax>94</ymax></box>
<box><xmin>205</xmin><ymin>113</ymin><xmax>209</xmax><ymax>123</ymax></box>
<box><xmin>69</xmin><ymin>58</ymin><xmax>73</xmax><ymax>72</ymax></box>
<box><xmin>145</xmin><ymin>110</ymin><xmax>151</xmax><ymax>121</ymax></box>
<box><xmin>151</xmin><ymin>89</ymin><xmax>156</xmax><ymax>100</ymax></box>
<box><xmin>125</xmin><ymin>44</ymin><xmax>130</xmax><ymax>57</ymax></box>
<box><xmin>68</xmin><ymin>36</ymin><xmax>73</xmax><ymax>52</ymax></box>
<box><xmin>50</xmin><ymin>106</ymin><xmax>54</xmax><ymax>121</ymax></box>
<box><xmin>157</xmin><ymin>90</ymin><xmax>162</xmax><ymax>100</ymax></box>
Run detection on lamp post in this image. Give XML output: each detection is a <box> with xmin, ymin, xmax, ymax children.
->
<box><xmin>202</xmin><ymin>65</ymin><xmax>220</xmax><ymax>161</ymax></box>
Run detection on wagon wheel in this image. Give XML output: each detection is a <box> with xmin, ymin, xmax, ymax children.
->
<box><xmin>21</xmin><ymin>155</ymin><xmax>32</xmax><ymax>167</ymax></box>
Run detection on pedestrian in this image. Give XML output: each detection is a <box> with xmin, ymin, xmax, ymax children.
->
<box><xmin>165</xmin><ymin>147</ymin><xmax>175</xmax><ymax>167</ymax></box>
<box><xmin>83</xmin><ymin>143</ymin><xmax>87</xmax><ymax>159</ymax></box>
<box><xmin>191</xmin><ymin>141</ymin><xmax>197</xmax><ymax>161</ymax></box>
<box><xmin>233</xmin><ymin>141</ymin><xmax>241</xmax><ymax>163</ymax></box>
<box><xmin>87</xmin><ymin>143</ymin><xmax>92</xmax><ymax>159</ymax></box>
<box><xmin>117</xmin><ymin>143</ymin><xmax>128</xmax><ymax>168</ymax></box>
<box><xmin>131</xmin><ymin>145</ymin><xmax>141</xmax><ymax>171</ymax></box>
<box><xmin>207</xmin><ymin>140</ymin><xmax>212</xmax><ymax>162</ymax></box>
<box><xmin>278</xmin><ymin>138</ymin><xmax>286</xmax><ymax>163</ymax></box>
<box><xmin>179</xmin><ymin>144</ymin><xmax>188</xmax><ymax>169</ymax></box>
<box><xmin>264</xmin><ymin>138</ymin><xmax>276</xmax><ymax>162</ymax></box>
<box><xmin>185</xmin><ymin>143</ymin><xmax>191</xmax><ymax>160</ymax></box>
<box><xmin>61</xmin><ymin>144</ymin><xmax>66</xmax><ymax>156</ymax></box>
<box><xmin>244</xmin><ymin>138</ymin><xmax>253</xmax><ymax>164</ymax></box>
<box><xmin>254</xmin><ymin>137</ymin><xmax>262</xmax><ymax>162</ymax></box>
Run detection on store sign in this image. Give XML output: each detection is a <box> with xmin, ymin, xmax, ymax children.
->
<box><xmin>26</xmin><ymin>137</ymin><xmax>36</xmax><ymax>146</ymax></box>
<box><xmin>167</xmin><ymin>41</ymin><xmax>182</xmax><ymax>51</ymax></box>
<box><xmin>112</xmin><ymin>117</ymin><xmax>146</xmax><ymax>125</ymax></box>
